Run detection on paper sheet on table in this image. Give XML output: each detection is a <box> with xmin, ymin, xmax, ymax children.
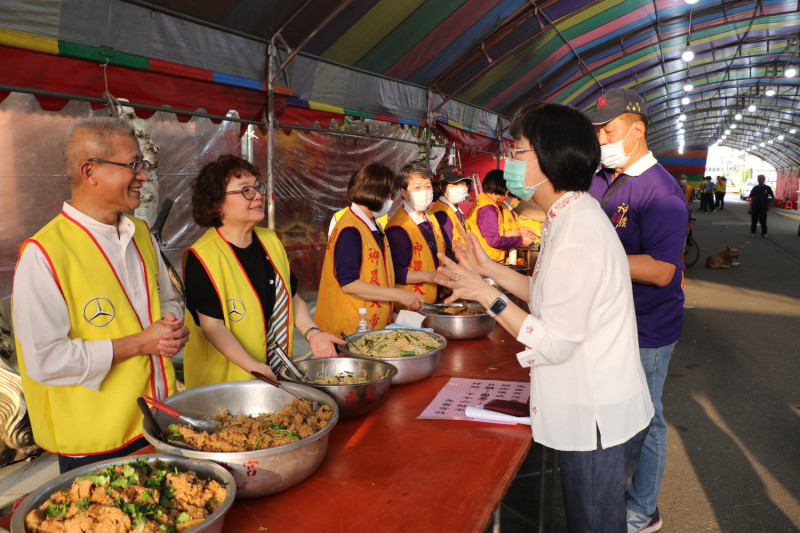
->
<box><xmin>464</xmin><ymin>405</ymin><xmax>531</xmax><ymax>425</ymax></box>
<box><xmin>391</xmin><ymin>310</ymin><xmax>427</xmax><ymax>329</ymax></box>
<box><xmin>417</xmin><ymin>377</ymin><xmax>530</xmax><ymax>423</ymax></box>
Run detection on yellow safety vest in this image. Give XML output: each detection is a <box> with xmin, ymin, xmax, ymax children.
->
<box><xmin>430</xmin><ymin>199</ymin><xmax>467</xmax><ymax>247</ymax></box>
<box><xmin>334</xmin><ymin>206</ymin><xmax>388</xmax><ymax>229</ymax></box>
<box><xmin>317</xmin><ymin>208</ymin><xmax>394</xmax><ymax>335</ymax></box>
<box><xmin>182</xmin><ymin>227</ymin><xmax>293</xmax><ymax>388</ymax></box>
<box><xmin>385</xmin><ymin>208</ymin><xmax>446</xmax><ymax>305</ymax></box>
<box><xmin>501</xmin><ymin>203</ymin><xmax>520</xmax><ymax>235</ymax></box>
<box><xmin>466</xmin><ymin>193</ymin><xmax>506</xmax><ymax>262</ymax></box>
<box><xmin>15</xmin><ymin>213</ymin><xmax>174</xmax><ymax>455</ymax></box>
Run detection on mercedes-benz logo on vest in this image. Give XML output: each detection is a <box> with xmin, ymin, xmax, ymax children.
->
<box><xmin>82</xmin><ymin>297</ymin><xmax>115</xmax><ymax>327</ymax></box>
<box><xmin>226</xmin><ymin>298</ymin><xmax>246</xmax><ymax>322</ymax></box>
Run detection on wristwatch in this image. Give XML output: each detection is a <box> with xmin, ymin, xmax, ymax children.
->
<box><xmin>486</xmin><ymin>293</ymin><xmax>509</xmax><ymax>317</ymax></box>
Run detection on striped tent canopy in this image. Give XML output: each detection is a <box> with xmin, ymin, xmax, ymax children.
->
<box><xmin>2</xmin><ymin>0</ymin><xmax>799</xmax><ymax>169</ymax></box>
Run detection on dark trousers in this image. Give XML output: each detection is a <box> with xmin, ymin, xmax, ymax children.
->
<box><xmin>700</xmin><ymin>192</ymin><xmax>714</xmax><ymax>211</ymax></box>
<box><xmin>714</xmin><ymin>192</ymin><xmax>725</xmax><ymax>209</ymax></box>
<box><xmin>750</xmin><ymin>208</ymin><xmax>768</xmax><ymax>235</ymax></box>
<box><xmin>57</xmin><ymin>437</ymin><xmax>150</xmax><ymax>474</ymax></box>
<box><xmin>558</xmin><ymin>425</ymin><xmax>650</xmax><ymax>533</ymax></box>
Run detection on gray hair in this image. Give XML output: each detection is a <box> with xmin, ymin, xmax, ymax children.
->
<box><xmin>64</xmin><ymin>117</ymin><xmax>135</xmax><ymax>184</ymax></box>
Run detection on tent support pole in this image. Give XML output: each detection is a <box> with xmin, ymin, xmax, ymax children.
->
<box><xmin>424</xmin><ymin>88</ymin><xmax>433</xmax><ymax>163</ymax></box>
<box><xmin>267</xmin><ymin>43</ymin><xmax>276</xmax><ymax>230</ymax></box>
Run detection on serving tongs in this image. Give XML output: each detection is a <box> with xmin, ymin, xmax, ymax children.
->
<box><xmin>251</xmin><ymin>371</ymin><xmax>321</xmax><ymax>411</ymax></box>
<box><xmin>136</xmin><ymin>397</ymin><xmax>194</xmax><ymax>449</ymax></box>
<box><xmin>142</xmin><ymin>394</ymin><xmax>219</xmax><ymax>434</ymax></box>
<box><xmin>340</xmin><ymin>331</ymin><xmax>361</xmax><ymax>353</ymax></box>
<box><xmin>271</xmin><ymin>344</ymin><xmax>309</xmax><ymax>382</ymax></box>
<box><xmin>421</xmin><ymin>302</ymin><xmax>464</xmax><ymax>314</ymax></box>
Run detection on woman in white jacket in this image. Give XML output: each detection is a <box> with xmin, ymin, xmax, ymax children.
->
<box><xmin>435</xmin><ymin>101</ymin><xmax>653</xmax><ymax>533</ymax></box>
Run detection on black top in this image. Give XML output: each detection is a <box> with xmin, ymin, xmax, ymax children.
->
<box><xmin>185</xmin><ymin>235</ymin><xmax>298</xmax><ymax>325</ymax></box>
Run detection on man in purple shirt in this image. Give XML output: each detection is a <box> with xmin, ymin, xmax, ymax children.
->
<box><xmin>587</xmin><ymin>88</ymin><xmax>689</xmax><ymax>533</ymax></box>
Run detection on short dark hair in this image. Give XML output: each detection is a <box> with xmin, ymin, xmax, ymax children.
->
<box><xmin>482</xmin><ymin>169</ymin><xmax>507</xmax><ymax>195</ymax></box>
<box><xmin>345</xmin><ymin>163</ymin><xmax>397</xmax><ymax>211</ymax></box>
<box><xmin>192</xmin><ymin>154</ymin><xmax>260</xmax><ymax>227</ymax></box>
<box><xmin>509</xmin><ymin>102</ymin><xmax>600</xmax><ymax>192</ymax></box>
<box><xmin>397</xmin><ymin>161</ymin><xmax>433</xmax><ymax>190</ymax></box>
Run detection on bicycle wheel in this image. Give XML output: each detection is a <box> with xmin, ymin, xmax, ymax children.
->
<box><xmin>685</xmin><ymin>237</ymin><xmax>700</xmax><ymax>267</ymax></box>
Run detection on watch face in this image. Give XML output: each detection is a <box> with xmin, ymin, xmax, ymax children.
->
<box><xmin>490</xmin><ymin>297</ymin><xmax>507</xmax><ymax>315</ymax></box>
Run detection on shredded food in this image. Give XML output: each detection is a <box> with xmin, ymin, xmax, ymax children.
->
<box><xmin>164</xmin><ymin>398</ymin><xmax>333</xmax><ymax>453</ymax></box>
<box><xmin>351</xmin><ymin>330</ymin><xmax>442</xmax><ymax>358</ymax></box>
<box><xmin>313</xmin><ymin>373</ymin><xmax>370</xmax><ymax>385</ymax></box>
<box><xmin>24</xmin><ymin>458</ymin><xmax>226</xmax><ymax>533</ymax></box>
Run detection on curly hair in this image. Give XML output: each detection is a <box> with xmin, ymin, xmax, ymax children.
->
<box><xmin>192</xmin><ymin>154</ymin><xmax>260</xmax><ymax>227</ymax></box>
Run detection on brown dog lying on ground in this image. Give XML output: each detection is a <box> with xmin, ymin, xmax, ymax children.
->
<box><xmin>706</xmin><ymin>246</ymin><xmax>740</xmax><ymax>269</ymax></box>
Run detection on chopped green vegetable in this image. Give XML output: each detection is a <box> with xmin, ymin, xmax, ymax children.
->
<box><xmin>45</xmin><ymin>503</ymin><xmax>67</xmax><ymax>518</ymax></box>
<box><xmin>176</xmin><ymin>512</ymin><xmax>191</xmax><ymax>524</ymax></box>
<box><xmin>76</xmin><ymin>498</ymin><xmax>91</xmax><ymax>510</ymax></box>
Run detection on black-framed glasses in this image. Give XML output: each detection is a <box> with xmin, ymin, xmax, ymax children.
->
<box><xmin>225</xmin><ymin>182</ymin><xmax>268</xmax><ymax>201</ymax></box>
<box><xmin>88</xmin><ymin>158</ymin><xmax>152</xmax><ymax>174</ymax></box>
<box><xmin>502</xmin><ymin>148</ymin><xmax>537</xmax><ymax>159</ymax></box>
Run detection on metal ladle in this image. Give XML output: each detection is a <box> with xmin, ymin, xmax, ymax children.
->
<box><xmin>142</xmin><ymin>394</ymin><xmax>219</xmax><ymax>434</ymax></box>
<box><xmin>251</xmin><ymin>371</ymin><xmax>320</xmax><ymax>411</ymax></box>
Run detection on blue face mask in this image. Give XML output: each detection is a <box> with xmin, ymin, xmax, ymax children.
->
<box><xmin>504</xmin><ymin>158</ymin><xmax>549</xmax><ymax>201</ymax></box>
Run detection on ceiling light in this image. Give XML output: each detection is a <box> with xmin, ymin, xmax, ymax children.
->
<box><xmin>724</xmin><ymin>130</ymin><xmax>730</xmax><ymax>135</ymax></box>
<box><xmin>786</xmin><ymin>67</ymin><xmax>797</xmax><ymax>78</ymax></box>
<box><xmin>682</xmin><ymin>48</ymin><xmax>695</xmax><ymax>62</ymax></box>
<box><xmin>790</xmin><ymin>129</ymin><xmax>797</xmax><ymax>134</ymax></box>
<box><xmin>685</xmin><ymin>0</ymin><xmax>698</xmax><ymax>4</ymax></box>
<box><xmin>734</xmin><ymin>113</ymin><xmax>742</xmax><ymax>120</ymax></box>
<box><xmin>683</xmin><ymin>83</ymin><xmax>694</xmax><ymax>92</ymax></box>
<box><xmin>778</xmin><ymin>135</ymin><xmax>785</xmax><ymax>141</ymax></box>
<box><xmin>765</xmin><ymin>88</ymin><xmax>776</xmax><ymax>97</ymax></box>
<box><xmin>730</xmin><ymin>124</ymin><xmax>737</xmax><ymax>129</ymax></box>
<box><xmin>679</xmin><ymin>114</ymin><xmax>686</xmax><ymax>121</ymax></box>
<box><xmin>760</xmin><ymin>142</ymin><xmax>766</xmax><ymax>147</ymax></box>
<box><xmin>681</xmin><ymin>97</ymin><xmax>691</xmax><ymax>105</ymax></box>
<box><xmin>751</xmin><ymin>145</ymin><xmax>757</xmax><ymax>150</ymax></box>
<box><xmin>678</xmin><ymin>147</ymin><xmax>684</xmax><ymax>154</ymax></box>
<box><xmin>748</xmin><ymin>104</ymin><xmax>757</xmax><ymax>112</ymax></box>
<box><xmin>768</xmin><ymin>140</ymin><xmax>774</xmax><ymax>144</ymax></box>
<box><xmin>679</xmin><ymin>128</ymin><xmax>685</xmax><ymax>134</ymax></box>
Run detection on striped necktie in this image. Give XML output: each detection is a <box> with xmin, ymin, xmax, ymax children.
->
<box><xmin>266</xmin><ymin>273</ymin><xmax>290</xmax><ymax>373</ymax></box>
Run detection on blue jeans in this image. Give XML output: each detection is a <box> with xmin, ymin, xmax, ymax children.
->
<box><xmin>560</xmin><ymin>426</ymin><xmax>649</xmax><ymax>533</ymax></box>
<box><xmin>627</xmin><ymin>342</ymin><xmax>676</xmax><ymax>516</ymax></box>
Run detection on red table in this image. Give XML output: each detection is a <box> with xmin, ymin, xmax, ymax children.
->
<box><xmin>4</xmin><ymin>326</ymin><xmax>533</xmax><ymax>533</ymax></box>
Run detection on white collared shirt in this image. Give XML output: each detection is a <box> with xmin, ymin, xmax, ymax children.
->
<box><xmin>438</xmin><ymin>195</ymin><xmax>464</xmax><ymax>216</ymax></box>
<box><xmin>515</xmin><ymin>192</ymin><xmax>653</xmax><ymax>451</ymax></box>
<box><xmin>12</xmin><ymin>202</ymin><xmax>184</xmax><ymax>392</ymax></box>
<box><xmin>402</xmin><ymin>200</ymin><xmax>429</xmax><ymax>224</ymax></box>
<box><xmin>622</xmin><ymin>151</ymin><xmax>658</xmax><ymax>177</ymax></box>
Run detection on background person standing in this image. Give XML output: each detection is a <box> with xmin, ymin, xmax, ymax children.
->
<box><xmin>714</xmin><ymin>176</ymin><xmax>727</xmax><ymax>210</ymax></box>
<box><xmin>748</xmin><ymin>174</ymin><xmax>775</xmax><ymax>238</ymax></box>
<box><xmin>587</xmin><ymin>88</ymin><xmax>689</xmax><ymax>533</ymax></box>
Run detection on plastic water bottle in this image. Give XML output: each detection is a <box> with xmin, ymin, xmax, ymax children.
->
<box><xmin>356</xmin><ymin>308</ymin><xmax>369</xmax><ymax>333</ymax></box>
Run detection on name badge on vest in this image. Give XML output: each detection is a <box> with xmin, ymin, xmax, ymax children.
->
<box><xmin>226</xmin><ymin>298</ymin><xmax>246</xmax><ymax>322</ymax></box>
<box><xmin>82</xmin><ymin>296</ymin><xmax>115</xmax><ymax>327</ymax></box>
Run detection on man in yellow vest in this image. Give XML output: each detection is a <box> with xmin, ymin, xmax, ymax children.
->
<box><xmin>385</xmin><ymin>161</ymin><xmax>448</xmax><ymax>305</ymax></box>
<box><xmin>12</xmin><ymin>117</ymin><xmax>189</xmax><ymax>473</ymax></box>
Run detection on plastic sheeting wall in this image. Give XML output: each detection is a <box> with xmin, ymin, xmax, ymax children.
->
<box><xmin>0</xmin><ymin>93</ymin><xmax>437</xmax><ymax>318</ymax></box>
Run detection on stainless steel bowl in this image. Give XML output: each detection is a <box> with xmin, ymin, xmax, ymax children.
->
<box><xmin>421</xmin><ymin>303</ymin><xmax>496</xmax><ymax>340</ymax></box>
<box><xmin>338</xmin><ymin>329</ymin><xmax>447</xmax><ymax>384</ymax></box>
<box><xmin>279</xmin><ymin>357</ymin><xmax>397</xmax><ymax>418</ymax></box>
<box><xmin>141</xmin><ymin>380</ymin><xmax>338</xmax><ymax>498</ymax></box>
<box><xmin>11</xmin><ymin>454</ymin><xmax>236</xmax><ymax>533</ymax></box>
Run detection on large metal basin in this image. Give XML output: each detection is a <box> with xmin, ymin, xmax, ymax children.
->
<box><xmin>421</xmin><ymin>303</ymin><xmax>495</xmax><ymax>339</ymax></box>
<box><xmin>11</xmin><ymin>454</ymin><xmax>236</xmax><ymax>533</ymax></box>
<box><xmin>280</xmin><ymin>357</ymin><xmax>397</xmax><ymax>418</ymax></box>
<box><xmin>141</xmin><ymin>380</ymin><xmax>338</xmax><ymax>498</ymax></box>
<box><xmin>338</xmin><ymin>329</ymin><xmax>447</xmax><ymax>384</ymax></box>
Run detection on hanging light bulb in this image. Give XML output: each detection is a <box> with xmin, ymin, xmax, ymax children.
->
<box><xmin>760</xmin><ymin>142</ymin><xmax>766</xmax><ymax>147</ymax></box>
<box><xmin>681</xmin><ymin>97</ymin><xmax>691</xmax><ymax>105</ymax></box>
<box><xmin>679</xmin><ymin>114</ymin><xmax>687</xmax><ymax>121</ymax></box>
<box><xmin>724</xmin><ymin>130</ymin><xmax>730</xmax><ymax>135</ymax></box>
<box><xmin>748</xmin><ymin>104</ymin><xmax>757</xmax><ymax>112</ymax></box>
<box><xmin>778</xmin><ymin>135</ymin><xmax>785</xmax><ymax>141</ymax></box>
<box><xmin>682</xmin><ymin>47</ymin><xmax>695</xmax><ymax>62</ymax></box>
<box><xmin>734</xmin><ymin>113</ymin><xmax>742</xmax><ymax>120</ymax></box>
<box><xmin>768</xmin><ymin>140</ymin><xmax>774</xmax><ymax>144</ymax></box>
<box><xmin>730</xmin><ymin>124</ymin><xmax>737</xmax><ymax>129</ymax></box>
<box><xmin>790</xmin><ymin>129</ymin><xmax>797</xmax><ymax>134</ymax></box>
<box><xmin>683</xmin><ymin>83</ymin><xmax>694</xmax><ymax>92</ymax></box>
<box><xmin>765</xmin><ymin>88</ymin><xmax>776</xmax><ymax>97</ymax></box>
<box><xmin>685</xmin><ymin>0</ymin><xmax>698</xmax><ymax>4</ymax></box>
<box><xmin>786</xmin><ymin>67</ymin><xmax>797</xmax><ymax>78</ymax></box>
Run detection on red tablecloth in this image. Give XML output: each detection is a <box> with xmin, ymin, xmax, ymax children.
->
<box><xmin>4</xmin><ymin>325</ymin><xmax>532</xmax><ymax>533</ymax></box>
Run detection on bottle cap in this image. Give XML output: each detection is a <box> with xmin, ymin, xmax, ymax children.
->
<box><xmin>359</xmin><ymin>307</ymin><xmax>367</xmax><ymax>313</ymax></box>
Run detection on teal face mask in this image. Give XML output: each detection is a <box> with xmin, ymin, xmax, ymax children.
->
<box><xmin>504</xmin><ymin>158</ymin><xmax>538</xmax><ymax>201</ymax></box>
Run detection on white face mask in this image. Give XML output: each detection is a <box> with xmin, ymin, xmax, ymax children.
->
<box><xmin>372</xmin><ymin>198</ymin><xmax>393</xmax><ymax>218</ymax></box>
<box><xmin>408</xmin><ymin>189</ymin><xmax>433</xmax><ymax>211</ymax></box>
<box><xmin>600</xmin><ymin>124</ymin><xmax>637</xmax><ymax>169</ymax></box>
<box><xmin>446</xmin><ymin>185</ymin><xmax>469</xmax><ymax>204</ymax></box>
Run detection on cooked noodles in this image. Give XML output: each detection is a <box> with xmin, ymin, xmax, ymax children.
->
<box><xmin>352</xmin><ymin>330</ymin><xmax>442</xmax><ymax>358</ymax></box>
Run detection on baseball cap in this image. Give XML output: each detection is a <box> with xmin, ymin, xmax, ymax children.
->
<box><xmin>589</xmin><ymin>88</ymin><xmax>648</xmax><ymax>125</ymax></box>
<box><xmin>440</xmin><ymin>165</ymin><xmax>471</xmax><ymax>184</ymax></box>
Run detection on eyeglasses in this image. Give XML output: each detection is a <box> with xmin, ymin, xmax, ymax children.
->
<box><xmin>225</xmin><ymin>181</ymin><xmax>268</xmax><ymax>201</ymax></box>
<box><xmin>88</xmin><ymin>158</ymin><xmax>152</xmax><ymax>174</ymax></box>
<box><xmin>502</xmin><ymin>148</ymin><xmax>537</xmax><ymax>159</ymax></box>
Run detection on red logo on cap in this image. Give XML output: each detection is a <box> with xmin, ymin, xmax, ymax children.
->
<box><xmin>453</xmin><ymin>167</ymin><xmax>464</xmax><ymax>175</ymax></box>
<box><xmin>597</xmin><ymin>95</ymin><xmax>607</xmax><ymax>108</ymax></box>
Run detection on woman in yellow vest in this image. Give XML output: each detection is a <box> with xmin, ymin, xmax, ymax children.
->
<box><xmin>385</xmin><ymin>161</ymin><xmax>448</xmax><ymax>305</ymax></box>
<box><xmin>431</xmin><ymin>165</ymin><xmax>472</xmax><ymax>255</ymax></box>
<box><xmin>467</xmin><ymin>170</ymin><xmax>535</xmax><ymax>262</ymax></box>
<box><xmin>317</xmin><ymin>163</ymin><xmax>424</xmax><ymax>335</ymax></box>
<box><xmin>183</xmin><ymin>155</ymin><xmax>342</xmax><ymax>388</ymax></box>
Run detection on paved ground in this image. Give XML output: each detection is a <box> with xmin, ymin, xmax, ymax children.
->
<box><xmin>492</xmin><ymin>197</ymin><xmax>800</xmax><ymax>532</ymax></box>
